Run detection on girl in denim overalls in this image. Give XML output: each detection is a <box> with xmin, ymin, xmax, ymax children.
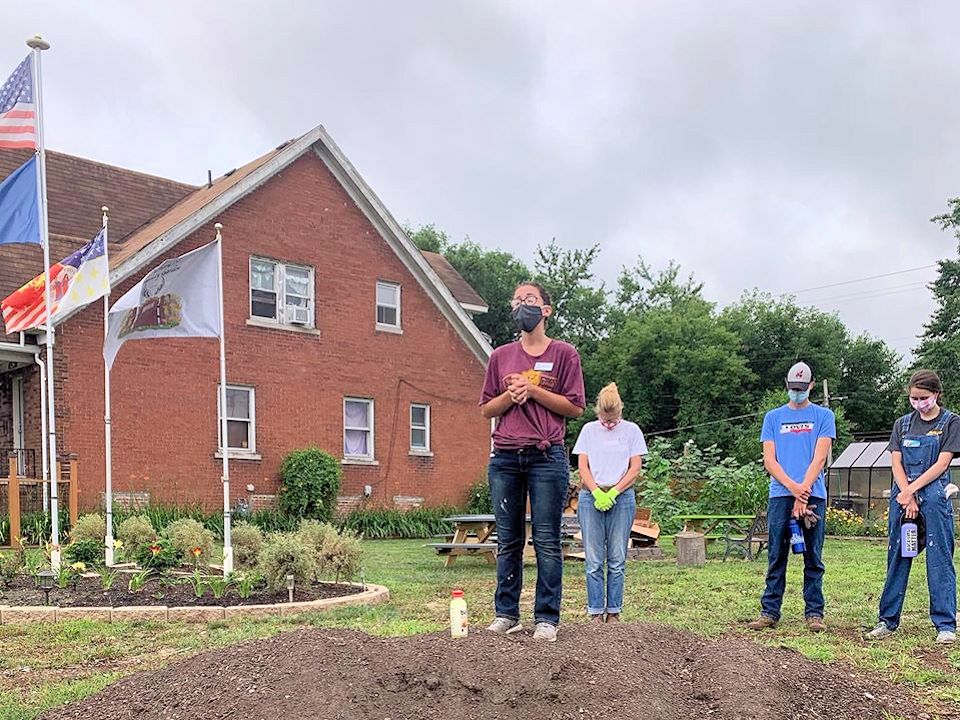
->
<box><xmin>867</xmin><ymin>370</ymin><xmax>958</xmax><ymax>644</ymax></box>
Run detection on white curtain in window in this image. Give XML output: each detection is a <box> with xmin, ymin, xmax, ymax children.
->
<box><xmin>345</xmin><ymin>401</ymin><xmax>369</xmax><ymax>428</ymax></box>
<box><xmin>344</xmin><ymin>430</ymin><xmax>368</xmax><ymax>456</ymax></box>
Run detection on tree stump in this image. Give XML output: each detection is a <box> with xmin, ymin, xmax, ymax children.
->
<box><xmin>675</xmin><ymin>531</ymin><xmax>706</xmax><ymax>567</ymax></box>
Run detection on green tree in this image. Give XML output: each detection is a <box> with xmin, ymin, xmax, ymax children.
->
<box><xmin>591</xmin><ymin>263</ymin><xmax>755</xmax><ymax>453</ymax></box>
<box><xmin>840</xmin><ymin>335</ymin><xmax>905</xmax><ymax>433</ymax></box>
<box><xmin>916</xmin><ymin>198</ymin><xmax>960</xmax><ymax>394</ymax></box>
<box><xmin>720</xmin><ymin>291</ymin><xmax>848</xmax><ymax>399</ymax></box>
<box><xmin>406</xmin><ymin>223</ymin><xmax>449</xmax><ymax>254</ymax></box>
<box><xmin>533</xmin><ymin>240</ymin><xmax>609</xmax><ymax>357</ymax></box>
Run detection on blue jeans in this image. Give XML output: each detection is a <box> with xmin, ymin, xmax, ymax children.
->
<box><xmin>760</xmin><ymin>495</ymin><xmax>826</xmax><ymax>621</ymax></box>
<box><xmin>878</xmin><ymin>481</ymin><xmax>957</xmax><ymax>632</ymax></box>
<box><xmin>578</xmin><ymin>487</ymin><xmax>635</xmax><ymax>615</ymax></box>
<box><xmin>488</xmin><ymin>445</ymin><xmax>569</xmax><ymax>626</ymax></box>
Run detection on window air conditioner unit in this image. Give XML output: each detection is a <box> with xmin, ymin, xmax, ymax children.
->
<box><xmin>287</xmin><ymin>306</ymin><xmax>311</xmax><ymax>325</ymax></box>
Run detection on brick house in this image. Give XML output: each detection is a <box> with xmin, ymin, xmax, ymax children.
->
<box><xmin>0</xmin><ymin>126</ymin><xmax>493</xmax><ymax>514</ymax></box>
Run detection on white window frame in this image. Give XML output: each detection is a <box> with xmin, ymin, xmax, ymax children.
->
<box><xmin>375</xmin><ymin>280</ymin><xmax>402</xmax><ymax>331</ymax></box>
<box><xmin>249</xmin><ymin>256</ymin><xmax>315</xmax><ymax>328</ymax></box>
<box><xmin>218</xmin><ymin>385</ymin><xmax>257</xmax><ymax>456</ymax></box>
<box><xmin>343</xmin><ymin>397</ymin><xmax>375</xmax><ymax>462</ymax></box>
<box><xmin>410</xmin><ymin>403</ymin><xmax>431</xmax><ymax>455</ymax></box>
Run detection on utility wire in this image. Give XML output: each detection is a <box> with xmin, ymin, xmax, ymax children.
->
<box><xmin>646</xmin><ymin>396</ymin><xmax>847</xmax><ymax>437</ymax></box>
<box><xmin>784</xmin><ymin>265</ymin><xmax>937</xmax><ymax>296</ymax></box>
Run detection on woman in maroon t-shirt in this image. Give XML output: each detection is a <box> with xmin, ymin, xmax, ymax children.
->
<box><xmin>479</xmin><ymin>282</ymin><xmax>585</xmax><ymax>642</ymax></box>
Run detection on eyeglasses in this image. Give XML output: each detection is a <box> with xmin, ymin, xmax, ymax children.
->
<box><xmin>510</xmin><ymin>294</ymin><xmax>542</xmax><ymax>310</ymax></box>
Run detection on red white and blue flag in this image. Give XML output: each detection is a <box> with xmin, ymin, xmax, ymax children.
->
<box><xmin>1</xmin><ymin>227</ymin><xmax>110</xmax><ymax>333</ymax></box>
<box><xmin>0</xmin><ymin>54</ymin><xmax>36</xmax><ymax>150</ymax></box>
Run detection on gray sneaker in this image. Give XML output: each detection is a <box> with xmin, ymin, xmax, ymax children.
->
<box><xmin>533</xmin><ymin>622</ymin><xmax>558</xmax><ymax>642</ymax></box>
<box><xmin>486</xmin><ymin>617</ymin><xmax>522</xmax><ymax>635</ymax></box>
<box><xmin>865</xmin><ymin>623</ymin><xmax>894</xmax><ymax>640</ymax></box>
<box><xmin>936</xmin><ymin>630</ymin><xmax>956</xmax><ymax>645</ymax></box>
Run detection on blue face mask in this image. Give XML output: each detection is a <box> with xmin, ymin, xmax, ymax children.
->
<box><xmin>788</xmin><ymin>389</ymin><xmax>810</xmax><ymax>404</ymax></box>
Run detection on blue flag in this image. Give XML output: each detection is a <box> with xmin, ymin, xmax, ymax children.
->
<box><xmin>0</xmin><ymin>155</ymin><xmax>40</xmax><ymax>246</ymax></box>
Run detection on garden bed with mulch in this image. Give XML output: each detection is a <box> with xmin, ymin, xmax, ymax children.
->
<box><xmin>0</xmin><ymin>574</ymin><xmax>361</xmax><ymax>608</ymax></box>
<box><xmin>39</xmin><ymin>622</ymin><xmax>933</xmax><ymax>720</ymax></box>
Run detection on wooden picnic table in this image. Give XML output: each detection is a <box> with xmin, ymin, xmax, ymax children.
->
<box><xmin>673</xmin><ymin>514</ymin><xmax>755</xmax><ymax>538</ymax></box>
<box><xmin>428</xmin><ymin>514</ymin><xmax>577</xmax><ymax>567</ymax></box>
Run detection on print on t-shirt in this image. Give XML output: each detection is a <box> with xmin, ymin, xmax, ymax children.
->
<box><xmin>780</xmin><ymin>422</ymin><xmax>814</xmax><ymax>435</ymax></box>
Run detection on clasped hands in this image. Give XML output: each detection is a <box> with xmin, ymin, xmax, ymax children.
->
<box><xmin>895</xmin><ymin>485</ymin><xmax>920</xmax><ymax>520</ymax></box>
<box><xmin>788</xmin><ymin>481</ymin><xmax>818</xmax><ymax>525</ymax></box>
<box><xmin>591</xmin><ymin>487</ymin><xmax>620</xmax><ymax>512</ymax></box>
<box><xmin>505</xmin><ymin>373</ymin><xmax>536</xmax><ymax>405</ymax></box>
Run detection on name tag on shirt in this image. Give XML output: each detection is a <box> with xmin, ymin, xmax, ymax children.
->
<box><xmin>534</xmin><ymin>362</ymin><xmax>554</xmax><ymax>372</ymax></box>
<box><xmin>903</xmin><ymin>439</ymin><xmax>921</xmax><ymax>448</ymax></box>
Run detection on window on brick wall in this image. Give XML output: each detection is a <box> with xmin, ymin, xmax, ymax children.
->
<box><xmin>218</xmin><ymin>385</ymin><xmax>256</xmax><ymax>455</ymax></box>
<box><xmin>250</xmin><ymin>257</ymin><xmax>315</xmax><ymax>327</ymax></box>
<box><xmin>375</xmin><ymin>281</ymin><xmax>401</xmax><ymax>330</ymax></box>
<box><xmin>410</xmin><ymin>403</ymin><xmax>431</xmax><ymax>454</ymax></box>
<box><xmin>343</xmin><ymin>398</ymin><xmax>374</xmax><ymax>461</ymax></box>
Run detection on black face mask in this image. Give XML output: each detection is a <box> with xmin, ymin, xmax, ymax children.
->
<box><xmin>512</xmin><ymin>304</ymin><xmax>544</xmax><ymax>333</ymax></box>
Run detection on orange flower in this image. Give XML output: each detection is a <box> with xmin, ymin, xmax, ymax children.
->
<box><xmin>192</xmin><ymin>546</ymin><xmax>202</xmax><ymax>558</ymax></box>
<box><xmin>149</xmin><ymin>544</ymin><xmax>161</xmax><ymax>556</ymax></box>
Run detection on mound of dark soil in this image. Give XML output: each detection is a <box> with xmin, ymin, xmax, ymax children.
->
<box><xmin>40</xmin><ymin>623</ymin><xmax>933</xmax><ymax>720</ymax></box>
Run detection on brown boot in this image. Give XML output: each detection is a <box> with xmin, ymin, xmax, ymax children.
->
<box><xmin>805</xmin><ymin>616</ymin><xmax>826</xmax><ymax>633</ymax></box>
<box><xmin>605</xmin><ymin>613</ymin><xmax>620</xmax><ymax>623</ymax></box>
<box><xmin>591</xmin><ymin>613</ymin><xmax>605</xmax><ymax>624</ymax></box>
<box><xmin>747</xmin><ymin>615</ymin><xmax>778</xmax><ymax>630</ymax></box>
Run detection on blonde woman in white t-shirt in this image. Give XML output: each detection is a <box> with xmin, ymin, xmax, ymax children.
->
<box><xmin>573</xmin><ymin>382</ymin><xmax>647</xmax><ymax>623</ymax></box>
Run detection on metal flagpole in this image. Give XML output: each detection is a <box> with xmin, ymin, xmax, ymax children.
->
<box><xmin>215</xmin><ymin>223</ymin><xmax>233</xmax><ymax>576</ymax></box>
<box><xmin>35</xmin><ymin>355</ymin><xmax>48</xmax><ymax>514</ymax></box>
<box><xmin>26</xmin><ymin>34</ymin><xmax>60</xmax><ymax>570</ymax></box>
<box><xmin>102</xmin><ymin>207</ymin><xmax>114</xmax><ymax>566</ymax></box>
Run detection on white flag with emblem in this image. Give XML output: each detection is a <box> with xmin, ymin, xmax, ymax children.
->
<box><xmin>103</xmin><ymin>240</ymin><xmax>221</xmax><ymax>369</ymax></box>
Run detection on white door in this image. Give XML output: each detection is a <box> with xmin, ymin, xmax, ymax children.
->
<box><xmin>11</xmin><ymin>376</ymin><xmax>24</xmax><ymax>475</ymax></box>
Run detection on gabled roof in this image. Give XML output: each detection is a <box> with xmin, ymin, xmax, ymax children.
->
<box><xmin>1</xmin><ymin>127</ymin><xmax>493</xmax><ymax>362</ymax></box>
<box><xmin>422</xmin><ymin>251</ymin><xmax>488</xmax><ymax>314</ymax></box>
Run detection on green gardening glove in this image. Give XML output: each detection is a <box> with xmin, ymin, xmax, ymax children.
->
<box><xmin>606</xmin><ymin>488</ymin><xmax>621</xmax><ymax>506</ymax></box>
<box><xmin>592</xmin><ymin>487</ymin><xmax>613</xmax><ymax>512</ymax></box>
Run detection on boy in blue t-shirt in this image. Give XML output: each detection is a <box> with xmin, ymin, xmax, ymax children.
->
<box><xmin>748</xmin><ymin>361</ymin><xmax>836</xmax><ymax>633</ymax></box>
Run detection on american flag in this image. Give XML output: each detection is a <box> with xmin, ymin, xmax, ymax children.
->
<box><xmin>0</xmin><ymin>54</ymin><xmax>36</xmax><ymax>150</ymax></box>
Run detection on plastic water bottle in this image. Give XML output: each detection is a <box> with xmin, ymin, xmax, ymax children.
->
<box><xmin>901</xmin><ymin>521</ymin><xmax>919</xmax><ymax>558</ymax></box>
<box><xmin>450</xmin><ymin>589</ymin><xmax>468</xmax><ymax>638</ymax></box>
<box><xmin>789</xmin><ymin>519</ymin><xmax>805</xmax><ymax>554</ymax></box>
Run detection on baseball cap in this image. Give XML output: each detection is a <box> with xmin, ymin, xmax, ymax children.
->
<box><xmin>786</xmin><ymin>361</ymin><xmax>813</xmax><ymax>390</ymax></box>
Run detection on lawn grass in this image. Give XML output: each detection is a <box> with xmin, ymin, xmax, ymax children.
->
<box><xmin>1</xmin><ymin>538</ymin><xmax>959</xmax><ymax>718</ymax></box>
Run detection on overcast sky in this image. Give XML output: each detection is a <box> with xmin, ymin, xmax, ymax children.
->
<box><xmin>6</xmin><ymin>1</ymin><xmax>960</xmax><ymax>358</ymax></box>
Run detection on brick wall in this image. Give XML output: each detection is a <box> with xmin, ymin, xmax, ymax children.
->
<box><xmin>45</xmin><ymin>151</ymin><xmax>489</xmax><ymax>511</ymax></box>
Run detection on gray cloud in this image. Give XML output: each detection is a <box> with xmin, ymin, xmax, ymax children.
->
<box><xmin>6</xmin><ymin>1</ymin><xmax>960</xmax><ymax>357</ymax></box>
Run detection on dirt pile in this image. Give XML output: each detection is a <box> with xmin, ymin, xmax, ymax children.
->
<box><xmin>40</xmin><ymin>623</ymin><xmax>931</xmax><ymax>720</ymax></box>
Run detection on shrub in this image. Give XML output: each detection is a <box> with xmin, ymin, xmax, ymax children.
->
<box><xmin>117</xmin><ymin>515</ymin><xmax>158</xmax><ymax>554</ymax></box>
<box><xmin>70</xmin><ymin>513</ymin><xmax>106</xmax><ymax>544</ymax></box>
<box><xmin>163</xmin><ymin>518</ymin><xmax>215</xmax><ymax>565</ymax></box>
<box><xmin>231</xmin><ymin>521</ymin><xmax>264</xmax><ymax>569</ymax></box>
<box><xmin>278</xmin><ymin>448</ymin><xmax>342</xmax><ymax>522</ymax></box>
<box><xmin>257</xmin><ymin>532</ymin><xmax>316</xmax><ymax>591</ymax></box>
<box><xmin>0</xmin><ymin>545</ymin><xmax>25</xmax><ymax>586</ymax></box>
<box><xmin>64</xmin><ymin>538</ymin><xmax>103</xmax><ymax>567</ymax></box>
<box><xmin>318</xmin><ymin>528</ymin><xmax>363</xmax><ymax>583</ymax></box>
<box><xmin>134</xmin><ymin>537</ymin><xmax>181</xmax><ymax>572</ymax></box>
<box><xmin>465</xmin><ymin>478</ymin><xmax>492</xmax><ymax>514</ymax></box>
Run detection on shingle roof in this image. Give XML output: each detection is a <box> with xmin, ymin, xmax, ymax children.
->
<box><xmin>421</xmin><ymin>251</ymin><xmax>488</xmax><ymax>311</ymax></box>
<box><xmin>0</xmin><ymin>149</ymin><xmax>195</xmax><ymax>300</ymax></box>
